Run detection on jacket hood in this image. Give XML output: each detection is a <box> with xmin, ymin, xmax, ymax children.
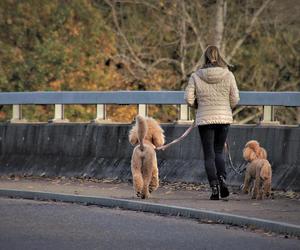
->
<box><xmin>196</xmin><ymin>67</ymin><xmax>230</xmax><ymax>84</ymax></box>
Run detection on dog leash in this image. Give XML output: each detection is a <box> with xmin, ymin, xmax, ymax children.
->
<box><xmin>225</xmin><ymin>142</ymin><xmax>248</xmax><ymax>176</ymax></box>
<box><xmin>156</xmin><ymin>120</ymin><xmax>196</xmax><ymax>151</ymax></box>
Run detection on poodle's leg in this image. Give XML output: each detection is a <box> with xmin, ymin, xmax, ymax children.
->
<box><xmin>252</xmin><ymin>171</ymin><xmax>261</xmax><ymax>199</ymax></box>
<box><xmin>141</xmin><ymin>157</ymin><xmax>152</xmax><ymax>199</ymax></box>
<box><xmin>133</xmin><ymin>172</ymin><xmax>143</xmax><ymax>198</ymax></box>
<box><xmin>242</xmin><ymin>171</ymin><xmax>251</xmax><ymax>194</ymax></box>
<box><xmin>131</xmin><ymin>154</ymin><xmax>144</xmax><ymax>197</ymax></box>
<box><xmin>149</xmin><ymin>157</ymin><xmax>159</xmax><ymax>193</ymax></box>
<box><xmin>142</xmin><ymin>173</ymin><xmax>152</xmax><ymax>199</ymax></box>
<box><xmin>264</xmin><ymin>178</ymin><xmax>272</xmax><ymax>198</ymax></box>
<box><xmin>257</xmin><ymin>178</ymin><xmax>263</xmax><ymax>200</ymax></box>
<box><xmin>149</xmin><ymin>166</ymin><xmax>159</xmax><ymax>193</ymax></box>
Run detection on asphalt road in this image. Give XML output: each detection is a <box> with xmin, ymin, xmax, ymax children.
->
<box><xmin>0</xmin><ymin>197</ymin><xmax>298</xmax><ymax>250</ymax></box>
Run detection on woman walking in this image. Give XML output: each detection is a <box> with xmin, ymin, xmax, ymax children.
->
<box><xmin>184</xmin><ymin>45</ymin><xmax>240</xmax><ymax>200</ymax></box>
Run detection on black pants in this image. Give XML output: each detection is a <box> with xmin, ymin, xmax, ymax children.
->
<box><xmin>198</xmin><ymin>124</ymin><xmax>229</xmax><ymax>187</ymax></box>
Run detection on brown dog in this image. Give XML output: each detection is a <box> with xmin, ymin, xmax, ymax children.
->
<box><xmin>129</xmin><ymin>115</ymin><xmax>165</xmax><ymax>199</ymax></box>
<box><xmin>242</xmin><ymin>140</ymin><xmax>272</xmax><ymax>199</ymax></box>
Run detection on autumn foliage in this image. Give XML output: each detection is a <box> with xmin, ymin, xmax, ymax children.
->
<box><xmin>0</xmin><ymin>0</ymin><xmax>299</xmax><ymax>123</ymax></box>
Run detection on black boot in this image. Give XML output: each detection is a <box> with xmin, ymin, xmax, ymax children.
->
<box><xmin>219</xmin><ymin>176</ymin><xmax>230</xmax><ymax>198</ymax></box>
<box><xmin>210</xmin><ymin>185</ymin><xmax>220</xmax><ymax>200</ymax></box>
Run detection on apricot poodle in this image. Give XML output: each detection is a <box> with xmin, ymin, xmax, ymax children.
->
<box><xmin>242</xmin><ymin>140</ymin><xmax>272</xmax><ymax>199</ymax></box>
<box><xmin>129</xmin><ymin>115</ymin><xmax>165</xmax><ymax>199</ymax></box>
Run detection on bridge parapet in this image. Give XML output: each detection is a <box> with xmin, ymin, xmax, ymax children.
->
<box><xmin>0</xmin><ymin>91</ymin><xmax>300</xmax><ymax>124</ymax></box>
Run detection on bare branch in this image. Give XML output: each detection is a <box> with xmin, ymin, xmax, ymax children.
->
<box><xmin>114</xmin><ymin>0</ymin><xmax>160</xmax><ymax>11</ymax></box>
<box><xmin>282</xmin><ymin>33</ymin><xmax>298</xmax><ymax>58</ymax></box>
<box><xmin>232</xmin><ymin>106</ymin><xmax>246</xmax><ymax>116</ymax></box>
<box><xmin>190</xmin><ymin>58</ymin><xmax>203</xmax><ymax>74</ymax></box>
<box><xmin>148</xmin><ymin>58</ymin><xmax>181</xmax><ymax>72</ymax></box>
<box><xmin>179</xmin><ymin>1</ymin><xmax>187</xmax><ymax>79</ymax></box>
<box><xmin>239</xmin><ymin>109</ymin><xmax>263</xmax><ymax>124</ymax></box>
<box><xmin>182</xmin><ymin>4</ymin><xmax>205</xmax><ymax>52</ymax></box>
<box><xmin>278</xmin><ymin>82</ymin><xmax>300</xmax><ymax>91</ymax></box>
<box><xmin>226</xmin><ymin>0</ymin><xmax>273</xmax><ymax>62</ymax></box>
<box><xmin>111</xmin><ymin>55</ymin><xmax>143</xmax><ymax>80</ymax></box>
<box><xmin>104</xmin><ymin>0</ymin><xmax>146</xmax><ymax>70</ymax></box>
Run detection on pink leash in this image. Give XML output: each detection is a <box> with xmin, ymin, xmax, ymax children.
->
<box><xmin>156</xmin><ymin>121</ymin><xmax>196</xmax><ymax>151</ymax></box>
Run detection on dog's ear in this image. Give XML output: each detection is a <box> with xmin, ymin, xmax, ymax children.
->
<box><xmin>260</xmin><ymin>160</ymin><xmax>272</xmax><ymax>180</ymax></box>
<box><xmin>258</xmin><ymin>147</ymin><xmax>267</xmax><ymax>159</ymax></box>
<box><xmin>152</xmin><ymin>130</ymin><xmax>165</xmax><ymax>147</ymax></box>
<box><xmin>128</xmin><ymin>126</ymin><xmax>138</xmax><ymax>145</ymax></box>
<box><xmin>243</xmin><ymin>147</ymin><xmax>257</xmax><ymax>161</ymax></box>
<box><xmin>146</xmin><ymin>118</ymin><xmax>165</xmax><ymax>147</ymax></box>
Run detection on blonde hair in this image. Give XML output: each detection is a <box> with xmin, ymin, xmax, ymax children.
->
<box><xmin>202</xmin><ymin>45</ymin><xmax>229</xmax><ymax>68</ymax></box>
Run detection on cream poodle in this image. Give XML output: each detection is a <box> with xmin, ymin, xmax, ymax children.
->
<box><xmin>242</xmin><ymin>140</ymin><xmax>272</xmax><ymax>199</ymax></box>
<box><xmin>128</xmin><ymin>115</ymin><xmax>165</xmax><ymax>199</ymax></box>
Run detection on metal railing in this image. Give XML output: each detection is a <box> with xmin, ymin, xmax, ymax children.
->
<box><xmin>0</xmin><ymin>91</ymin><xmax>300</xmax><ymax>124</ymax></box>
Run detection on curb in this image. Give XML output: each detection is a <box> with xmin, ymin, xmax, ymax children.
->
<box><xmin>1</xmin><ymin>189</ymin><xmax>300</xmax><ymax>237</ymax></box>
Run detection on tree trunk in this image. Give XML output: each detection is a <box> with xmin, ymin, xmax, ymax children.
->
<box><xmin>211</xmin><ymin>0</ymin><xmax>225</xmax><ymax>49</ymax></box>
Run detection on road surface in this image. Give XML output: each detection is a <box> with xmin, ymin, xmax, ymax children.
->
<box><xmin>0</xmin><ymin>197</ymin><xmax>298</xmax><ymax>250</ymax></box>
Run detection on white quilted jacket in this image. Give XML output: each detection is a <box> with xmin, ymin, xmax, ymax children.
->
<box><xmin>184</xmin><ymin>67</ymin><xmax>240</xmax><ymax>125</ymax></box>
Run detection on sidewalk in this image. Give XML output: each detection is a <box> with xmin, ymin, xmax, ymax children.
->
<box><xmin>0</xmin><ymin>176</ymin><xmax>299</xmax><ymax>226</ymax></box>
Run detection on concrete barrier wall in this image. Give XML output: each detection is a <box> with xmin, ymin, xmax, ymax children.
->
<box><xmin>0</xmin><ymin>123</ymin><xmax>299</xmax><ymax>191</ymax></box>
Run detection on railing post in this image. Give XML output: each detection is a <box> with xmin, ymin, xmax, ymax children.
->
<box><xmin>51</xmin><ymin>104</ymin><xmax>69</xmax><ymax>123</ymax></box>
<box><xmin>260</xmin><ymin>106</ymin><xmax>279</xmax><ymax>125</ymax></box>
<box><xmin>138</xmin><ymin>104</ymin><xmax>148</xmax><ymax>117</ymax></box>
<box><xmin>10</xmin><ymin>104</ymin><xmax>26</xmax><ymax>123</ymax></box>
<box><xmin>93</xmin><ymin>104</ymin><xmax>108</xmax><ymax>123</ymax></box>
<box><xmin>177</xmin><ymin>104</ymin><xmax>192</xmax><ymax>124</ymax></box>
